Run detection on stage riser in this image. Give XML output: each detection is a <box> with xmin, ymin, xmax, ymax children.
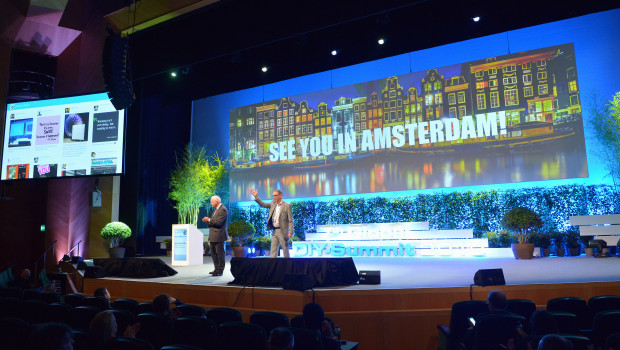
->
<box><xmin>85</xmin><ymin>279</ymin><xmax>620</xmax><ymax>350</ymax></box>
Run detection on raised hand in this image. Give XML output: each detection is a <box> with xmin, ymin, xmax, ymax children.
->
<box><xmin>250</xmin><ymin>189</ymin><xmax>258</xmax><ymax>197</ymax></box>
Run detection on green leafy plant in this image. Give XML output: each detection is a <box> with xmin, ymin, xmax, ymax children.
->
<box><xmin>550</xmin><ymin>231</ymin><xmax>567</xmax><ymax>249</ymax></box>
<box><xmin>168</xmin><ymin>144</ymin><xmax>226</xmax><ymax>226</ymax></box>
<box><xmin>565</xmin><ymin>230</ymin><xmax>581</xmax><ymax>248</ymax></box>
<box><xmin>500</xmin><ymin>207</ymin><xmax>542</xmax><ymax>244</ymax></box>
<box><xmin>163</xmin><ymin>239</ymin><xmax>172</xmax><ymax>251</ymax></box>
<box><xmin>484</xmin><ymin>230</ymin><xmax>513</xmax><ymax>248</ymax></box>
<box><xmin>228</xmin><ymin>221</ymin><xmax>256</xmax><ymax>247</ymax></box>
<box><xmin>251</xmin><ymin>236</ymin><xmax>271</xmax><ymax>250</ymax></box>
<box><xmin>532</xmin><ymin>232</ymin><xmax>551</xmax><ymax>248</ymax></box>
<box><xmin>101</xmin><ymin>222</ymin><xmax>132</xmax><ymax>248</ymax></box>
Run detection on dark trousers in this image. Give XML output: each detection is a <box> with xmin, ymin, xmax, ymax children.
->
<box><xmin>210</xmin><ymin>241</ymin><xmax>225</xmax><ymax>272</ymax></box>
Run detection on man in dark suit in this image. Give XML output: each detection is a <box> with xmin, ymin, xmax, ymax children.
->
<box><xmin>251</xmin><ymin>188</ymin><xmax>294</xmax><ymax>258</ymax></box>
<box><xmin>201</xmin><ymin>195</ymin><xmax>228</xmax><ymax>276</ymax></box>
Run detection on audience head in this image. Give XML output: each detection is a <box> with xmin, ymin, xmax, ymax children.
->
<box><xmin>303</xmin><ymin>303</ymin><xmax>326</xmax><ymax>331</ymax></box>
<box><xmin>530</xmin><ymin>310</ymin><xmax>558</xmax><ymax>336</ymax></box>
<box><xmin>90</xmin><ymin>310</ymin><xmax>117</xmax><ymax>342</ymax></box>
<box><xmin>153</xmin><ymin>294</ymin><xmax>172</xmax><ymax>315</ymax></box>
<box><xmin>269</xmin><ymin>327</ymin><xmax>294</xmax><ymax>350</ymax></box>
<box><xmin>94</xmin><ymin>286</ymin><xmax>111</xmax><ymax>300</ymax></box>
<box><xmin>487</xmin><ymin>290</ymin><xmax>507</xmax><ymax>311</ymax></box>
<box><xmin>537</xmin><ymin>334</ymin><xmax>574</xmax><ymax>350</ymax></box>
<box><xmin>606</xmin><ymin>332</ymin><xmax>620</xmax><ymax>350</ymax></box>
<box><xmin>21</xmin><ymin>268</ymin><xmax>31</xmax><ymax>279</ymax></box>
<box><xmin>28</xmin><ymin>322</ymin><xmax>74</xmax><ymax>350</ymax></box>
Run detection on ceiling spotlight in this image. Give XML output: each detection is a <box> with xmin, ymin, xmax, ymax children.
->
<box><xmin>473</xmin><ymin>16</ymin><xmax>480</xmax><ymax>22</ymax></box>
<box><xmin>261</xmin><ymin>66</ymin><xmax>269</xmax><ymax>72</ymax></box>
<box><xmin>378</xmin><ymin>38</ymin><xmax>385</xmax><ymax>45</ymax></box>
<box><xmin>170</xmin><ymin>71</ymin><xmax>177</xmax><ymax>77</ymax></box>
<box><xmin>331</xmin><ymin>50</ymin><xmax>338</xmax><ymax>56</ymax></box>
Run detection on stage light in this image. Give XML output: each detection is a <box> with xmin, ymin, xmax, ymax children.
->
<box><xmin>261</xmin><ymin>66</ymin><xmax>269</xmax><ymax>72</ymax></box>
<box><xmin>331</xmin><ymin>50</ymin><xmax>338</xmax><ymax>56</ymax></box>
<box><xmin>170</xmin><ymin>71</ymin><xmax>177</xmax><ymax>77</ymax></box>
<box><xmin>473</xmin><ymin>16</ymin><xmax>480</xmax><ymax>22</ymax></box>
<box><xmin>378</xmin><ymin>38</ymin><xmax>385</xmax><ymax>45</ymax></box>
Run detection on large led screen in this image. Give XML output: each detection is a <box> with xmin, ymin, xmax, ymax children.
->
<box><xmin>2</xmin><ymin>92</ymin><xmax>125</xmax><ymax>180</ymax></box>
<box><xmin>229</xmin><ymin>43</ymin><xmax>587</xmax><ymax>201</ymax></box>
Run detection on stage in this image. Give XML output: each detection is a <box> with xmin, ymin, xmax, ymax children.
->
<box><xmin>83</xmin><ymin>255</ymin><xmax>620</xmax><ymax>350</ymax></box>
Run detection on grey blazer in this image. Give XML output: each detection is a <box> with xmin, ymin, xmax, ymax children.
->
<box><xmin>255</xmin><ymin>198</ymin><xmax>294</xmax><ymax>238</ymax></box>
<box><xmin>207</xmin><ymin>204</ymin><xmax>228</xmax><ymax>242</ymax></box>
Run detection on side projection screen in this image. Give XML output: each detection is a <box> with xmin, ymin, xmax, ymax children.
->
<box><xmin>229</xmin><ymin>43</ymin><xmax>587</xmax><ymax>201</ymax></box>
<box><xmin>2</xmin><ymin>92</ymin><xmax>125</xmax><ymax>180</ymax></box>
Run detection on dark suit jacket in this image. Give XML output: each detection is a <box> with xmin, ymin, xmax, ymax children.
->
<box><xmin>207</xmin><ymin>204</ymin><xmax>228</xmax><ymax>242</ymax></box>
<box><xmin>254</xmin><ymin>198</ymin><xmax>294</xmax><ymax>237</ymax></box>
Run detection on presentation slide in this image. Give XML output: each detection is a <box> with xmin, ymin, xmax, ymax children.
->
<box><xmin>227</xmin><ymin>43</ymin><xmax>587</xmax><ymax>200</ymax></box>
<box><xmin>2</xmin><ymin>92</ymin><xmax>125</xmax><ymax>180</ymax></box>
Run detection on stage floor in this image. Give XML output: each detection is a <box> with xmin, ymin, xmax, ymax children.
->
<box><xmin>96</xmin><ymin>255</ymin><xmax>620</xmax><ymax>290</ymax></box>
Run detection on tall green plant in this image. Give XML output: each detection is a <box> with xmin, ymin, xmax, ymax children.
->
<box><xmin>168</xmin><ymin>144</ymin><xmax>226</xmax><ymax>226</ymax></box>
<box><xmin>590</xmin><ymin>91</ymin><xmax>620</xmax><ymax>190</ymax></box>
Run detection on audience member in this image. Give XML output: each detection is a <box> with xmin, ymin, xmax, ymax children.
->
<box><xmin>27</xmin><ymin>322</ymin><xmax>74</xmax><ymax>350</ymax></box>
<box><xmin>93</xmin><ymin>286</ymin><xmax>111</xmax><ymax>301</ymax></box>
<box><xmin>303</xmin><ymin>303</ymin><xmax>341</xmax><ymax>350</ymax></box>
<box><xmin>465</xmin><ymin>290</ymin><xmax>523</xmax><ymax>350</ymax></box>
<box><xmin>536</xmin><ymin>334</ymin><xmax>574</xmax><ymax>350</ymax></box>
<box><xmin>606</xmin><ymin>332</ymin><xmax>620</xmax><ymax>350</ymax></box>
<box><xmin>9</xmin><ymin>268</ymin><xmax>33</xmax><ymax>289</ymax></box>
<box><xmin>269</xmin><ymin>327</ymin><xmax>294</xmax><ymax>350</ymax></box>
<box><xmin>153</xmin><ymin>293</ymin><xmax>184</xmax><ymax>319</ymax></box>
<box><xmin>90</xmin><ymin>310</ymin><xmax>139</xmax><ymax>342</ymax></box>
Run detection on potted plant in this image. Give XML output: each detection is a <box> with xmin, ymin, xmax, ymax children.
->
<box><xmin>168</xmin><ymin>144</ymin><xmax>226</xmax><ymax>226</ymax></box>
<box><xmin>163</xmin><ymin>239</ymin><xmax>172</xmax><ymax>256</ymax></box>
<box><xmin>580</xmin><ymin>235</ymin><xmax>595</xmax><ymax>256</ymax></box>
<box><xmin>566</xmin><ymin>230</ymin><xmax>582</xmax><ymax>256</ymax></box>
<box><xmin>252</xmin><ymin>236</ymin><xmax>272</xmax><ymax>256</ymax></box>
<box><xmin>534</xmin><ymin>232</ymin><xmax>552</xmax><ymax>257</ymax></box>
<box><xmin>484</xmin><ymin>230</ymin><xmax>514</xmax><ymax>248</ymax></box>
<box><xmin>501</xmin><ymin>207</ymin><xmax>542</xmax><ymax>259</ymax></box>
<box><xmin>550</xmin><ymin>232</ymin><xmax>566</xmax><ymax>257</ymax></box>
<box><xmin>101</xmin><ymin>222</ymin><xmax>132</xmax><ymax>258</ymax></box>
<box><xmin>228</xmin><ymin>221</ymin><xmax>255</xmax><ymax>257</ymax></box>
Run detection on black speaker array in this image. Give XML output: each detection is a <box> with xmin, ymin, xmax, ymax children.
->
<box><xmin>102</xmin><ymin>33</ymin><xmax>135</xmax><ymax>111</ymax></box>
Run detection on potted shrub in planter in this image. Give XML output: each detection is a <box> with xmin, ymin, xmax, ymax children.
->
<box><xmin>228</xmin><ymin>221</ymin><xmax>255</xmax><ymax>257</ymax></box>
<box><xmin>580</xmin><ymin>235</ymin><xmax>595</xmax><ymax>256</ymax></box>
<box><xmin>534</xmin><ymin>232</ymin><xmax>552</xmax><ymax>257</ymax></box>
<box><xmin>550</xmin><ymin>232</ymin><xmax>566</xmax><ymax>257</ymax></box>
<box><xmin>252</xmin><ymin>236</ymin><xmax>271</xmax><ymax>256</ymax></box>
<box><xmin>566</xmin><ymin>230</ymin><xmax>581</xmax><ymax>256</ymax></box>
<box><xmin>501</xmin><ymin>207</ymin><xmax>542</xmax><ymax>259</ymax></box>
<box><xmin>163</xmin><ymin>239</ymin><xmax>172</xmax><ymax>256</ymax></box>
<box><xmin>101</xmin><ymin>222</ymin><xmax>132</xmax><ymax>258</ymax></box>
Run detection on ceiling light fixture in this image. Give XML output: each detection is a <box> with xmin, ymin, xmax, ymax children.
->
<box><xmin>261</xmin><ymin>66</ymin><xmax>269</xmax><ymax>72</ymax></box>
<box><xmin>170</xmin><ymin>71</ymin><xmax>177</xmax><ymax>77</ymax></box>
<box><xmin>378</xmin><ymin>38</ymin><xmax>385</xmax><ymax>45</ymax></box>
<box><xmin>331</xmin><ymin>50</ymin><xmax>338</xmax><ymax>56</ymax></box>
<box><xmin>473</xmin><ymin>16</ymin><xmax>480</xmax><ymax>22</ymax></box>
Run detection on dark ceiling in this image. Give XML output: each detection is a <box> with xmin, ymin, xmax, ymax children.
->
<box><xmin>125</xmin><ymin>0</ymin><xmax>618</xmax><ymax>99</ymax></box>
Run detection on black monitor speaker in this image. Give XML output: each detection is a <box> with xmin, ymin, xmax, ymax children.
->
<box><xmin>282</xmin><ymin>273</ymin><xmax>315</xmax><ymax>291</ymax></box>
<box><xmin>473</xmin><ymin>268</ymin><xmax>505</xmax><ymax>286</ymax></box>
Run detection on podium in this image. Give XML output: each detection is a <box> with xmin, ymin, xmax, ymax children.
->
<box><xmin>171</xmin><ymin>224</ymin><xmax>204</xmax><ymax>266</ymax></box>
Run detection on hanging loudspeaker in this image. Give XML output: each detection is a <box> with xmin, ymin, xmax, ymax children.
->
<box><xmin>102</xmin><ymin>33</ymin><xmax>135</xmax><ymax>111</ymax></box>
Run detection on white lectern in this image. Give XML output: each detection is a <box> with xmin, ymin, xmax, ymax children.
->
<box><xmin>171</xmin><ymin>224</ymin><xmax>204</xmax><ymax>266</ymax></box>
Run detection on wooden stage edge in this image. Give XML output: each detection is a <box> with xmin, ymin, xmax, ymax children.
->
<box><xmin>84</xmin><ymin>278</ymin><xmax>620</xmax><ymax>350</ymax></box>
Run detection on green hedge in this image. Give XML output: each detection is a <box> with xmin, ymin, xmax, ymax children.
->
<box><xmin>229</xmin><ymin>184</ymin><xmax>619</xmax><ymax>240</ymax></box>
